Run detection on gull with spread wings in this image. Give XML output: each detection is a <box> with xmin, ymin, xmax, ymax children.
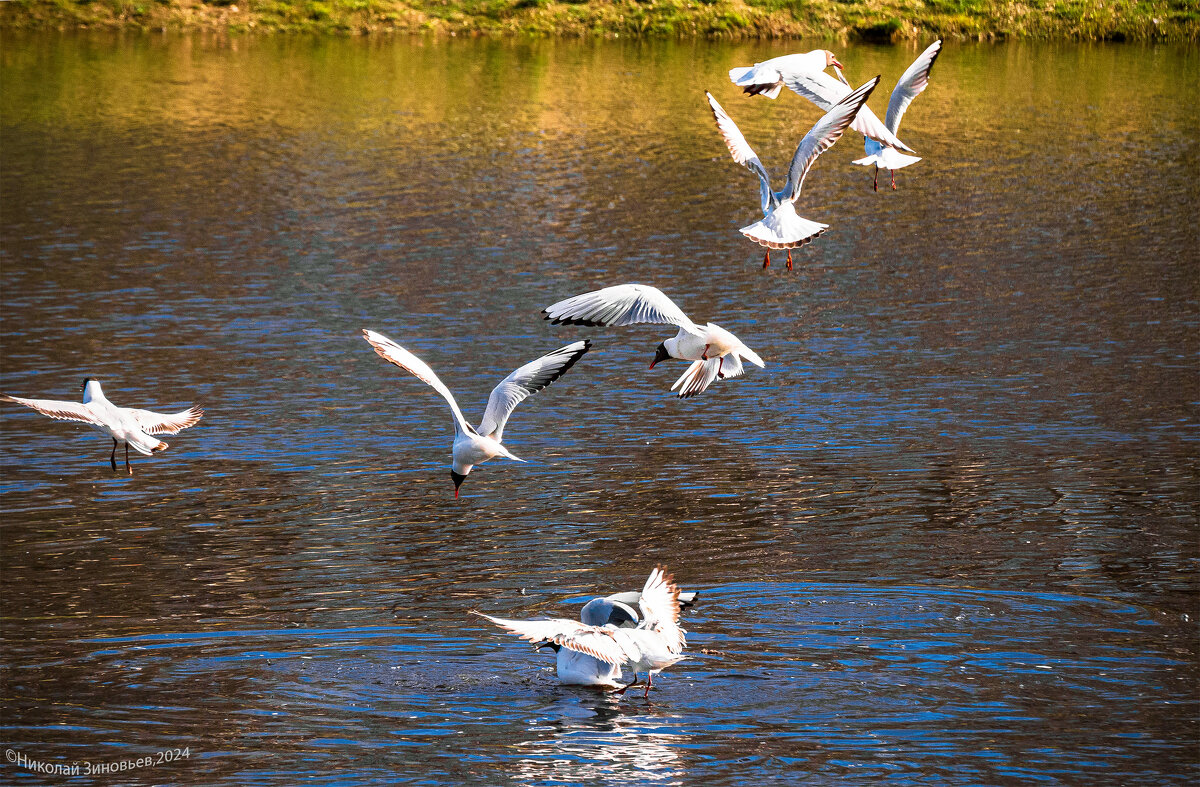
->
<box><xmin>513</xmin><ymin>584</ymin><xmax>699</xmax><ymax>689</ymax></box>
<box><xmin>543</xmin><ymin>283</ymin><xmax>764</xmax><ymax>398</ymax></box>
<box><xmin>1</xmin><ymin>378</ymin><xmax>203</xmax><ymax>474</ymax></box>
<box><xmin>475</xmin><ymin>566</ymin><xmax>689</xmax><ymax>697</ymax></box>
<box><xmin>361</xmin><ymin>329</ymin><xmax>589</xmax><ymax>497</ymax></box>
<box><xmin>707</xmin><ymin>76</ymin><xmax>879</xmax><ymax>269</ymax></box>
<box><xmin>731</xmin><ymin>51</ymin><xmax>913</xmax><ymax>156</ymax></box>
<box><xmin>728</xmin><ymin>49</ymin><xmax>844</xmax><ymax>99</ymax></box>
<box><xmin>846</xmin><ymin>40</ymin><xmax>943</xmax><ymax>190</ymax></box>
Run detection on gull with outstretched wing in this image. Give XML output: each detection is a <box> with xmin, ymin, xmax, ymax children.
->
<box><xmin>707</xmin><ymin>76</ymin><xmax>880</xmax><ymax>269</ymax></box>
<box><xmin>543</xmin><ymin>283</ymin><xmax>764</xmax><ymax>398</ymax></box>
<box><xmin>474</xmin><ymin>566</ymin><xmax>690</xmax><ymax>697</ymax></box>
<box><xmin>361</xmin><ymin>329</ymin><xmax>589</xmax><ymax>497</ymax></box>
<box><xmin>848</xmin><ymin>40</ymin><xmax>943</xmax><ymax>190</ymax></box>
<box><xmin>1</xmin><ymin>378</ymin><xmax>203</xmax><ymax>474</ymax></box>
<box><xmin>728</xmin><ymin>49</ymin><xmax>844</xmax><ymax>99</ymax></box>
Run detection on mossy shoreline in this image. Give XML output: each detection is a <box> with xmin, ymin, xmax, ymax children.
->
<box><xmin>2</xmin><ymin>0</ymin><xmax>1196</xmax><ymax>42</ymax></box>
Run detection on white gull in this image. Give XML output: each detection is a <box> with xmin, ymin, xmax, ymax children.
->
<box><xmin>362</xmin><ymin>329</ymin><xmax>589</xmax><ymax>497</ymax></box>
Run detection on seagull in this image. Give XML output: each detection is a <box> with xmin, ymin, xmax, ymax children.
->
<box><xmin>728</xmin><ymin>49</ymin><xmax>844</xmax><ymax>99</ymax></box>
<box><xmin>475</xmin><ymin>566</ymin><xmax>690</xmax><ymax>697</ymax></box>
<box><xmin>732</xmin><ymin>53</ymin><xmax>914</xmax><ymax>158</ymax></box>
<box><xmin>846</xmin><ymin>40</ymin><xmax>943</xmax><ymax>190</ymax></box>
<box><xmin>707</xmin><ymin>76</ymin><xmax>880</xmax><ymax>269</ymax></box>
<box><xmin>361</xmin><ymin>329</ymin><xmax>589</xmax><ymax>498</ymax></box>
<box><xmin>542</xmin><ymin>283</ymin><xmax>764</xmax><ymax>398</ymax></box>
<box><xmin>534</xmin><ymin>587</ymin><xmax>700</xmax><ymax>688</ymax></box>
<box><xmin>0</xmin><ymin>378</ymin><xmax>203</xmax><ymax>474</ymax></box>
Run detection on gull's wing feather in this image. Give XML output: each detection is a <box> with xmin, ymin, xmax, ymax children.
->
<box><xmin>477</xmin><ymin>340</ymin><xmax>590</xmax><ymax>442</ymax></box>
<box><xmin>782</xmin><ymin>69</ymin><xmax>913</xmax><ymax>153</ymax></box>
<box><xmin>604</xmin><ymin>589</ymin><xmax>699</xmax><ymax>610</ymax></box>
<box><xmin>543</xmin><ymin>284</ymin><xmax>696</xmax><ymax>332</ymax></box>
<box><xmin>362</xmin><ymin>329</ymin><xmax>474</xmax><ymax>437</ymax></box>
<box><xmin>779</xmin><ymin>67</ymin><xmax>849</xmax><ymax>109</ymax></box>
<box><xmin>670</xmin><ymin>359</ymin><xmax>722</xmax><ymax>398</ymax></box>
<box><xmin>706</xmin><ymin>92</ymin><xmax>774</xmax><ymax>214</ymax></box>
<box><xmin>130</xmin><ymin>406</ymin><xmax>204</xmax><ymax>435</ymax></box>
<box><xmin>782</xmin><ymin>76</ymin><xmax>880</xmax><ymax>202</ymax></box>
<box><xmin>886</xmin><ymin>40</ymin><xmax>942</xmax><ymax>134</ymax></box>
<box><xmin>0</xmin><ymin>394</ymin><xmax>101</xmax><ymax>426</ymax></box>
<box><xmin>638</xmin><ymin>566</ymin><xmax>687</xmax><ymax>654</ymax></box>
<box><xmin>473</xmin><ymin>612</ymin><xmax>628</xmax><ymax>666</ymax></box>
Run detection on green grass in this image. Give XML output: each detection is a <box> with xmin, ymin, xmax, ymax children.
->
<box><xmin>1</xmin><ymin>0</ymin><xmax>1195</xmax><ymax>40</ymax></box>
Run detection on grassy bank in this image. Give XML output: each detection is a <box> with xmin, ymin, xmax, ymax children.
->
<box><xmin>2</xmin><ymin>0</ymin><xmax>1196</xmax><ymax>41</ymax></box>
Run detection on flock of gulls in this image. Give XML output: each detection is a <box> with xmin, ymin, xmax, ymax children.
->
<box><xmin>1</xmin><ymin>42</ymin><xmax>942</xmax><ymax>697</ymax></box>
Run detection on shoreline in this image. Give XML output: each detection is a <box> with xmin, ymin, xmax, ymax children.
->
<box><xmin>2</xmin><ymin>1</ymin><xmax>1196</xmax><ymax>43</ymax></box>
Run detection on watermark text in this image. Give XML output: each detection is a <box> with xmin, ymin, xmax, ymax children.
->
<box><xmin>6</xmin><ymin>746</ymin><xmax>191</xmax><ymax>776</ymax></box>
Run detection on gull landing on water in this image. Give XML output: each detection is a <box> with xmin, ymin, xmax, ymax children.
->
<box><xmin>474</xmin><ymin>566</ymin><xmax>690</xmax><ymax>697</ymax></box>
<box><xmin>542</xmin><ymin>283</ymin><xmax>764</xmax><ymax>398</ymax></box>
<box><xmin>707</xmin><ymin>77</ymin><xmax>879</xmax><ymax>269</ymax></box>
<box><xmin>532</xmin><ymin>587</ymin><xmax>700</xmax><ymax>689</ymax></box>
<box><xmin>0</xmin><ymin>379</ymin><xmax>203</xmax><ymax>474</ymax></box>
<box><xmin>361</xmin><ymin>329</ymin><xmax>589</xmax><ymax>498</ymax></box>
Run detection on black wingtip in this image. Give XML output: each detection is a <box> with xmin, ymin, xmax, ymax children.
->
<box><xmin>547</xmin><ymin>316</ymin><xmax>604</xmax><ymax>327</ymax></box>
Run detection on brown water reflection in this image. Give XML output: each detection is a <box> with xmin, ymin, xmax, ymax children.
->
<box><xmin>1</xmin><ymin>33</ymin><xmax>1198</xmax><ymax>785</ymax></box>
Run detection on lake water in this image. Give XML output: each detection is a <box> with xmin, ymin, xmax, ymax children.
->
<box><xmin>1</xmin><ymin>33</ymin><xmax>1197</xmax><ymax>785</ymax></box>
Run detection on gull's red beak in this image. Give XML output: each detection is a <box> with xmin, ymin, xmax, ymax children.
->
<box><xmin>831</xmin><ymin>56</ymin><xmax>844</xmax><ymax>70</ymax></box>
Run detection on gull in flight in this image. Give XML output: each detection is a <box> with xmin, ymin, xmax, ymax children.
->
<box><xmin>531</xmin><ymin>586</ymin><xmax>700</xmax><ymax>688</ymax></box>
<box><xmin>361</xmin><ymin>329</ymin><xmax>589</xmax><ymax>498</ymax></box>
<box><xmin>542</xmin><ymin>283</ymin><xmax>764</xmax><ymax>398</ymax></box>
<box><xmin>475</xmin><ymin>566</ymin><xmax>690</xmax><ymax>697</ymax></box>
<box><xmin>707</xmin><ymin>76</ymin><xmax>879</xmax><ymax>269</ymax></box>
<box><xmin>728</xmin><ymin>49</ymin><xmax>845</xmax><ymax>99</ymax></box>
<box><xmin>731</xmin><ymin>50</ymin><xmax>915</xmax><ymax>158</ymax></box>
<box><xmin>0</xmin><ymin>378</ymin><xmax>203</xmax><ymax>474</ymax></box>
<box><xmin>845</xmin><ymin>40</ymin><xmax>943</xmax><ymax>190</ymax></box>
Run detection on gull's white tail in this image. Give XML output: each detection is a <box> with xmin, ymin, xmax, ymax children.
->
<box><xmin>853</xmin><ymin>139</ymin><xmax>921</xmax><ymax>171</ymax></box>
<box><xmin>128</xmin><ymin>432</ymin><xmax>168</xmax><ymax>455</ymax></box>
<box><xmin>740</xmin><ymin>202</ymin><xmax>827</xmax><ymax>250</ymax></box>
<box><xmin>728</xmin><ymin>65</ymin><xmax>784</xmax><ymax>99</ymax></box>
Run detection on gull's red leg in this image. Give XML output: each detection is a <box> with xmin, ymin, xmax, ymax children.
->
<box><xmin>891</xmin><ymin>169</ymin><xmax>897</xmax><ymax>190</ymax></box>
<box><xmin>110</xmin><ymin>439</ymin><xmax>118</xmax><ymax>472</ymax></box>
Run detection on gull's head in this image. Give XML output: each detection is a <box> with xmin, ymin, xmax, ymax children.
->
<box><xmin>649</xmin><ymin>342</ymin><xmax>671</xmax><ymax>370</ymax></box>
<box><xmin>824</xmin><ymin>50</ymin><xmax>844</xmax><ymax>70</ymax></box>
<box><xmin>450</xmin><ymin>469</ymin><xmax>468</xmax><ymax>498</ymax></box>
<box><xmin>80</xmin><ymin>378</ymin><xmax>103</xmax><ymax>402</ymax></box>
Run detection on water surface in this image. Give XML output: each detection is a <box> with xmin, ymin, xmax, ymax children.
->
<box><xmin>1</xmin><ymin>34</ymin><xmax>1197</xmax><ymax>785</ymax></box>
